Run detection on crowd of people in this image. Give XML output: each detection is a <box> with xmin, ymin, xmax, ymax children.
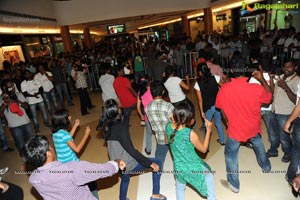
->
<box><xmin>1</xmin><ymin>25</ymin><xmax>300</xmax><ymax>199</ymax></box>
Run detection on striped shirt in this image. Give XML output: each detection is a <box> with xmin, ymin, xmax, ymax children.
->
<box><xmin>145</xmin><ymin>99</ymin><xmax>174</xmax><ymax>144</ymax></box>
<box><xmin>52</xmin><ymin>129</ymin><xmax>79</xmax><ymax>163</ymax></box>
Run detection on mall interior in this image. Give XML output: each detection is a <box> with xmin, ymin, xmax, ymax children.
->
<box><xmin>0</xmin><ymin>0</ymin><xmax>300</xmax><ymax>199</ymax></box>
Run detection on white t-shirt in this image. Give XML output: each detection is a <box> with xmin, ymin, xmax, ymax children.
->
<box><xmin>98</xmin><ymin>73</ymin><xmax>118</xmax><ymax>102</ymax></box>
<box><xmin>164</xmin><ymin>76</ymin><xmax>185</xmax><ymax>103</ymax></box>
<box><xmin>21</xmin><ymin>79</ymin><xmax>43</xmax><ymax>105</ymax></box>
<box><xmin>34</xmin><ymin>72</ymin><xmax>54</xmax><ymax>92</ymax></box>
<box><xmin>194</xmin><ymin>75</ymin><xmax>221</xmax><ymax>91</ymax></box>
<box><xmin>284</xmin><ymin>37</ymin><xmax>294</xmax><ymax>52</ymax></box>
<box><xmin>249</xmin><ymin>72</ymin><xmax>272</xmax><ymax>111</ymax></box>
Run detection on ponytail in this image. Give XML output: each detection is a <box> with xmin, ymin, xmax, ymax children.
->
<box><xmin>169</xmin><ymin>123</ymin><xmax>180</xmax><ymax>144</ymax></box>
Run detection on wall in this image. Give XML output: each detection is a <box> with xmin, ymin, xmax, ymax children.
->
<box><xmin>212</xmin><ymin>9</ymin><xmax>232</xmax><ymax>32</ymax></box>
<box><xmin>189</xmin><ymin>20</ymin><xmax>204</xmax><ymax>41</ymax></box>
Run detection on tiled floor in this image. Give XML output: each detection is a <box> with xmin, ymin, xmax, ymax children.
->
<box><xmin>0</xmin><ymin>89</ymin><xmax>298</xmax><ymax>199</ymax></box>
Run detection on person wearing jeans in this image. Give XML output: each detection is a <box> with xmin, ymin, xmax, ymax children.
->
<box><xmin>42</xmin><ymin>90</ymin><xmax>59</xmax><ymax>115</ymax></box>
<box><xmin>120</xmin><ymin>158</ymin><xmax>162</xmax><ymax>200</ymax></box>
<box><xmin>1</xmin><ymin>92</ymin><xmax>33</xmax><ymax>157</ymax></box>
<box><xmin>21</xmin><ymin>70</ymin><xmax>51</xmax><ymax>133</ymax></box>
<box><xmin>146</xmin><ymin>81</ymin><xmax>174</xmax><ymax>170</ymax></box>
<box><xmin>113</xmin><ymin>66</ymin><xmax>137</xmax><ymax>128</ymax></box>
<box><xmin>225</xmin><ymin>134</ymin><xmax>271</xmax><ymax>190</ymax></box>
<box><xmin>284</xmin><ymin>85</ymin><xmax>300</xmax><ymax>185</ymax></box>
<box><xmin>175</xmin><ymin>165</ymin><xmax>215</xmax><ymax>200</ymax></box>
<box><xmin>216</xmin><ymin>58</ymin><xmax>272</xmax><ymax>193</ymax></box>
<box><xmin>103</xmin><ymin>99</ymin><xmax>166</xmax><ymax>200</ymax></box>
<box><xmin>34</xmin><ymin>65</ymin><xmax>59</xmax><ymax>115</ymax></box>
<box><xmin>29</xmin><ymin>102</ymin><xmax>50</xmax><ymax>133</ymax></box>
<box><xmin>48</xmin><ymin>57</ymin><xmax>74</xmax><ymax>108</ymax></box>
<box><xmin>195</xmin><ymin>63</ymin><xmax>224</xmax><ymax>145</ymax></box>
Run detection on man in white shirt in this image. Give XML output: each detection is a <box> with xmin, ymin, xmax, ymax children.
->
<box><xmin>21</xmin><ymin>70</ymin><xmax>50</xmax><ymax>133</ymax></box>
<box><xmin>98</xmin><ymin>64</ymin><xmax>118</xmax><ymax>103</ymax></box>
<box><xmin>34</xmin><ymin>65</ymin><xmax>59</xmax><ymax>115</ymax></box>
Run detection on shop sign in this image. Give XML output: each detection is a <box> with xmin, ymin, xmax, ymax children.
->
<box><xmin>216</xmin><ymin>14</ymin><xmax>227</xmax><ymax>21</ymax></box>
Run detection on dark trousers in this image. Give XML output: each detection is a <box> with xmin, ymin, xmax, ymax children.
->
<box><xmin>0</xmin><ymin>181</ymin><xmax>24</xmax><ymax>200</ymax></box>
<box><xmin>77</xmin><ymin>88</ymin><xmax>93</xmax><ymax>115</ymax></box>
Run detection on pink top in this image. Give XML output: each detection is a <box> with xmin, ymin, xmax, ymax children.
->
<box><xmin>140</xmin><ymin>87</ymin><xmax>153</xmax><ymax>122</ymax></box>
<box><xmin>207</xmin><ymin>61</ymin><xmax>224</xmax><ymax>77</ymax></box>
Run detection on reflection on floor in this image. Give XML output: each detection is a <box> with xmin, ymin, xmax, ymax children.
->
<box><xmin>0</xmin><ymin>90</ymin><xmax>297</xmax><ymax>200</ymax></box>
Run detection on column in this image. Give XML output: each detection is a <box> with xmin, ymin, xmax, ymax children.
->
<box><xmin>181</xmin><ymin>15</ymin><xmax>190</xmax><ymax>37</ymax></box>
<box><xmin>60</xmin><ymin>26</ymin><xmax>74</xmax><ymax>53</ymax></box>
<box><xmin>204</xmin><ymin>8</ymin><xmax>213</xmax><ymax>35</ymax></box>
<box><xmin>83</xmin><ymin>27</ymin><xmax>93</xmax><ymax>50</ymax></box>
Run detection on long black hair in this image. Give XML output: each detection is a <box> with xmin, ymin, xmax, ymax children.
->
<box><xmin>52</xmin><ymin>109</ymin><xmax>70</xmax><ymax>133</ymax></box>
<box><xmin>169</xmin><ymin>102</ymin><xmax>193</xmax><ymax>144</ymax></box>
<box><xmin>102</xmin><ymin>99</ymin><xmax>123</xmax><ymax>138</ymax></box>
<box><xmin>197</xmin><ymin>63</ymin><xmax>213</xmax><ymax>89</ymax></box>
<box><xmin>138</xmin><ymin>75</ymin><xmax>150</xmax><ymax>99</ymax></box>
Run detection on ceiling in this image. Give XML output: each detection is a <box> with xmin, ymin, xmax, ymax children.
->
<box><xmin>81</xmin><ymin>10</ymin><xmax>198</xmax><ymax>34</ymax></box>
<box><xmin>0</xmin><ymin>0</ymin><xmax>263</xmax><ymax>35</ymax></box>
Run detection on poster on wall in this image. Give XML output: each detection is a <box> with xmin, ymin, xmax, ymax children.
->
<box><xmin>0</xmin><ymin>45</ymin><xmax>25</xmax><ymax>69</ymax></box>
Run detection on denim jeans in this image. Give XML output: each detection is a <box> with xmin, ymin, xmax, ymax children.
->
<box><xmin>43</xmin><ymin>90</ymin><xmax>59</xmax><ymax>115</ymax></box>
<box><xmin>225</xmin><ymin>134</ymin><xmax>271</xmax><ymax>189</ymax></box>
<box><xmin>0</xmin><ymin>121</ymin><xmax>9</xmax><ymax>151</ymax></box>
<box><xmin>203</xmin><ymin>106</ymin><xmax>225</xmax><ymax>143</ymax></box>
<box><xmin>261</xmin><ymin>110</ymin><xmax>272</xmax><ymax>144</ymax></box>
<box><xmin>55</xmin><ymin>83</ymin><xmax>72</xmax><ymax>108</ymax></box>
<box><xmin>10</xmin><ymin>123</ymin><xmax>33</xmax><ymax>156</ymax></box>
<box><xmin>145</xmin><ymin>120</ymin><xmax>152</xmax><ymax>153</ymax></box>
<box><xmin>120</xmin><ymin>157</ymin><xmax>161</xmax><ymax>200</ymax></box>
<box><xmin>269</xmin><ymin>113</ymin><xmax>291</xmax><ymax>157</ymax></box>
<box><xmin>155</xmin><ymin>144</ymin><xmax>169</xmax><ymax>171</ymax></box>
<box><xmin>286</xmin><ymin>119</ymin><xmax>300</xmax><ymax>184</ymax></box>
<box><xmin>175</xmin><ymin>165</ymin><xmax>215</xmax><ymax>200</ymax></box>
<box><xmin>29</xmin><ymin>102</ymin><xmax>49</xmax><ymax>131</ymax></box>
<box><xmin>122</xmin><ymin>105</ymin><xmax>135</xmax><ymax>129</ymax></box>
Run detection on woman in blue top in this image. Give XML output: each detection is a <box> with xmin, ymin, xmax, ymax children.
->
<box><xmin>51</xmin><ymin>109</ymin><xmax>98</xmax><ymax>198</ymax></box>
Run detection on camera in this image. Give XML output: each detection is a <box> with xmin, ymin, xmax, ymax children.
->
<box><xmin>76</xmin><ymin>64</ymin><xmax>85</xmax><ymax>72</ymax></box>
<box><xmin>271</xmin><ymin>56</ymin><xmax>282</xmax><ymax>75</ymax></box>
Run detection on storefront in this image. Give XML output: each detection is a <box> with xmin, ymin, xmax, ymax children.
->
<box><xmin>23</xmin><ymin>35</ymin><xmax>53</xmax><ymax>58</ymax></box>
<box><xmin>0</xmin><ymin>35</ymin><xmax>25</xmax><ymax>69</ymax></box>
<box><xmin>232</xmin><ymin>1</ymin><xmax>268</xmax><ymax>35</ymax></box>
<box><xmin>189</xmin><ymin>16</ymin><xmax>205</xmax><ymax>41</ymax></box>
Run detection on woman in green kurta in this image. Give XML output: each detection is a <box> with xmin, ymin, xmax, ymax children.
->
<box><xmin>166</xmin><ymin>102</ymin><xmax>215</xmax><ymax>200</ymax></box>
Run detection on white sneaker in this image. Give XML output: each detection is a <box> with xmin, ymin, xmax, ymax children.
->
<box><xmin>0</xmin><ymin>167</ymin><xmax>9</xmax><ymax>175</ymax></box>
<box><xmin>220</xmin><ymin>179</ymin><xmax>239</xmax><ymax>193</ymax></box>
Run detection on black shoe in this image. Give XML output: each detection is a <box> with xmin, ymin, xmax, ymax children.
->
<box><xmin>217</xmin><ymin>139</ymin><xmax>225</xmax><ymax>146</ymax></box>
<box><xmin>89</xmin><ymin>105</ymin><xmax>96</xmax><ymax>109</ymax></box>
<box><xmin>45</xmin><ymin>123</ymin><xmax>52</xmax><ymax>129</ymax></box>
<box><xmin>266</xmin><ymin>151</ymin><xmax>278</xmax><ymax>158</ymax></box>
<box><xmin>3</xmin><ymin>147</ymin><xmax>14</xmax><ymax>152</ymax></box>
<box><xmin>144</xmin><ymin>148</ymin><xmax>151</xmax><ymax>155</ymax></box>
<box><xmin>281</xmin><ymin>154</ymin><xmax>290</xmax><ymax>163</ymax></box>
<box><xmin>82</xmin><ymin>112</ymin><xmax>90</xmax><ymax>116</ymax></box>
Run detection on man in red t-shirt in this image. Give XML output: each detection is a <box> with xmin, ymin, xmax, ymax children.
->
<box><xmin>215</xmin><ymin>58</ymin><xmax>272</xmax><ymax>193</ymax></box>
<box><xmin>113</xmin><ymin>66</ymin><xmax>137</xmax><ymax>128</ymax></box>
